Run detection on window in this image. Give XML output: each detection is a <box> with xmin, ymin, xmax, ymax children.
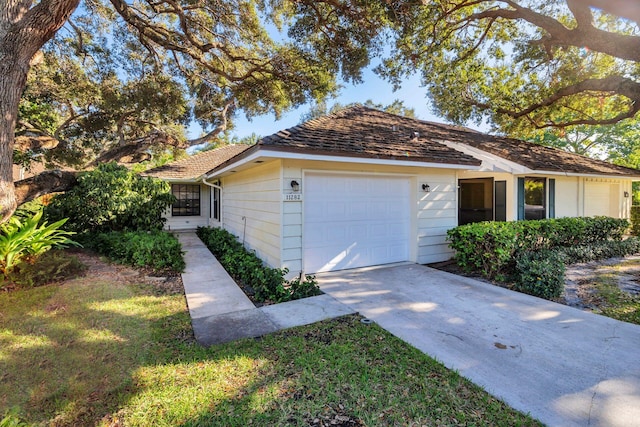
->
<box><xmin>212</xmin><ymin>186</ymin><xmax>221</xmax><ymax>221</ymax></box>
<box><xmin>171</xmin><ymin>184</ymin><xmax>200</xmax><ymax>216</ymax></box>
<box><xmin>524</xmin><ymin>178</ymin><xmax>545</xmax><ymax>220</ymax></box>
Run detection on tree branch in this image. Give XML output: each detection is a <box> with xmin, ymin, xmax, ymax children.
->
<box><xmin>587</xmin><ymin>0</ymin><xmax>640</xmax><ymax>26</ymax></box>
<box><xmin>463</xmin><ymin>2</ymin><xmax>640</xmax><ymax>62</ymax></box>
<box><xmin>14</xmin><ymin>170</ymin><xmax>77</xmax><ymax>206</ymax></box>
<box><xmin>187</xmin><ymin>99</ymin><xmax>235</xmax><ymax>146</ymax></box>
<box><xmin>469</xmin><ymin>75</ymin><xmax>640</xmax><ymax>128</ymax></box>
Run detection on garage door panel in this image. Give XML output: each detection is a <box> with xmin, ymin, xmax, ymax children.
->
<box><xmin>304</xmin><ymin>174</ymin><xmax>411</xmax><ymax>273</ymax></box>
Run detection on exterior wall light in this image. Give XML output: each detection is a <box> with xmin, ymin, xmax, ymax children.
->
<box><xmin>624</xmin><ymin>191</ymin><xmax>630</xmax><ymax>198</ymax></box>
<box><xmin>290</xmin><ymin>180</ymin><xmax>300</xmax><ymax>192</ymax></box>
<box><xmin>422</xmin><ymin>183</ymin><xmax>430</xmax><ymax>192</ymax></box>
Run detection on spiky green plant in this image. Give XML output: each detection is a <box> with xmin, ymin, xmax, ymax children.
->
<box><xmin>0</xmin><ymin>210</ymin><xmax>79</xmax><ymax>275</ymax></box>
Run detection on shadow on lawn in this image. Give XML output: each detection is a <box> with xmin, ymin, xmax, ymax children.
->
<box><xmin>1</xmin><ymin>260</ymin><xmax>541</xmax><ymax>427</ymax></box>
<box><xmin>0</xmin><ymin>276</ymin><xmax>192</xmax><ymax>425</ymax></box>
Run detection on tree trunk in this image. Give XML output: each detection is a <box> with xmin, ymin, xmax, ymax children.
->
<box><xmin>0</xmin><ymin>60</ymin><xmax>27</xmax><ymax>222</ymax></box>
<box><xmin>0</xmin><ymin>0</ymin><xmax>80</xmax><ymax>222</ymax></box>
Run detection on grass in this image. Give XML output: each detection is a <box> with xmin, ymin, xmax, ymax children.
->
<box><xmin>1</xmin><ymin>255</ymin><xmax>541</xmax><ymax>426</ymax></box>
<box><xmin>586</xmin><ymin>259</ymin><xmax>640</xmax><ymax>325</ymax></box>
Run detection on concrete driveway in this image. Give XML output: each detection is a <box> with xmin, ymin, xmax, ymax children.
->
<box><xmin>316</xmin><ymin>263</ymin><xmax>640</xmax><ymax>427</ymax></box>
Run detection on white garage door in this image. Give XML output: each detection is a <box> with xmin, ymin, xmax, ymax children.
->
<box><xmin>304</xmin><ymin>173</ymin><xmax>411</xmax><ymax>273</ymax></box>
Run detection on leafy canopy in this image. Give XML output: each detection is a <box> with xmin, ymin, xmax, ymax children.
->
<box><xmin>375</xmin><ymin>1</ymin><xmax>640</xmax><ymax>136</ymax></box>
<box><xmin>16</xmin><ymin>0</ymin><xmax>357</xmax><ymax>169</ymax></box>
<box><xmin>45</xmin><ymin>163</ymin><xmax>175</xmax><ymax>233</ymax></box>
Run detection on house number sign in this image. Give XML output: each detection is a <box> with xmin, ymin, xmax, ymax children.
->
<box><xmin>283</xmin><ymin>193</ymin><xmax>302</xmax><ymax>202</ymax></box>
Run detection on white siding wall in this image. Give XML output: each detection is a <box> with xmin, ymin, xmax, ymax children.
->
<box><xmin>584</xmin><ymin>178</ymin><xmax>631</xmax><ymax>218</ymax></box>
<box><xmin>282</xmin><ymin>196</ymin><xmax>303</xmax><ymax>274</ymax></box>
<box><xmin>457</xmin><ymin>173</ymin><xmax>633</xmax><ymax>220</ymax></box>
<box><xmin>416</xmin><ymin>171</ymin><xmax>458</xmax><ymax>263</ymax></box>
<box><xmin>221</xmin><ymin>160</ymin><xmax>282</xmax><ymax>268</ymax></box>
<box><xmin>163</xmin><ymin>183</ymin><xmax>211</xmax><ymax>230</ymax></box>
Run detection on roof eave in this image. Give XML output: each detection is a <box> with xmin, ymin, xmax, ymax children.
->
<box><xmin>205</xmin><ymin>146</ymin><xmax>481</xmax><ymax>178</ymax></box>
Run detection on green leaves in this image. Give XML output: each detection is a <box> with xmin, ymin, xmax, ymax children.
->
<box><xmin>0</xmin><ymin>210</ymin><xmax>79</xmax><ymax>275</ymax></box>
<box><xmin>86</xmin><ymin>231</ymin><xmax>185</xmax><ymax>273</ymax></box>
<box><xmin>447</xmin><ymin>217</ymin><xmax>632</xmax><ymax>299</ymax></box>
<box><xmin>197</xmin><ymin>226</ymin><xmax>321</xmax><ymax>302</ymax></box>
<box><xmin>45</xmin><ymin>163</ymin><xmax>175</xmax><ymax>233</ymax></box>
<box><xmin>378</xmin><ymin>1</ymin><xmax>640</xmax><ymax>139</ymax></box>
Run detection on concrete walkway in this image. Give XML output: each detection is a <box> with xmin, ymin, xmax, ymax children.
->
<box><xmin>177</xmin><ymin>232</ymin><xmax>354</xmax><ymax>346</ymax></box>
<box><xmin>316</xmin><ymin>263</ymin><xmax>640</xmax><ymax>427</ymax></box>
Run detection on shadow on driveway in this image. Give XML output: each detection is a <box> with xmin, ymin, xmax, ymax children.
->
<box><xmin>317</xmin><ymin>263</ymin><xmax>640</xmax><ymax>427</ymax></box>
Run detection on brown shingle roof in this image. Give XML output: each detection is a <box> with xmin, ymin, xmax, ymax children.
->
<box><xmin>453</xmin><ymin>132</ymin><xmax>640</xmax><ymax>176</ymax></box>
<box><xmin>157</xmin><ymin>107</ymin><xmax>640</xmax><ymax>179</ymax></box>
<box><xmin>258</xmin><ymin>106</ymin><xmax>482</xmax><ymax>166</ymax></box>
<box><xmin>252</xmin><ymin>106</ymin><xmax>639</xmax><ymax>177</ymax></box>
<box><xmin>142</xmin><ymin>144</ymin><xmax>251</xmax><ymax>180</ymax></box>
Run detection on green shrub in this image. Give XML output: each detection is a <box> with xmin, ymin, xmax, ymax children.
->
<box><xmin>197</xmin><ymin>226</ymin><xmax>321</xmax><ymax>303</ymax></box>
<box><xmin>289</xmin><ymin>274</ymin><xmax>321</xmax><ymax>301</ymax></box>
<box><xmin>513</xmin><ymin>250</ymin><xmax>565</xmax><ymax>299</ymax></box>
<box><xmin>45</xmin><ymin>162</ymin><xmax>175</xmax><ymax>233</ymax></box>
<box><xmin>446</xmin><ymin>221</ymin><xmax>519</xmax><ymax>280</ymax></box>
<box><xmin>447</xmin><ymin>217</ymin><xmax>631</xmax><ymax>281</ymax></box>
<box><xmin>0</xmin><ymin>210</ymin><xmax>80</xmax><ymax>276</ymax></box>
<box><xmin>1</xmin><ymin>250</ymin><xmax>86</xmax><ymax>289</ymax></box>
<box><xmin>557</xmin><ymin>237</ymin><xmax>640</xmax><ymax>264</ymax></box>
<box><xmin>448</xmin><ymin>217</ymin><xmax>636</xmax><ymax>301</ymax></box>
<box><xmin>0</xmin><ymin>408</ymin><xmax>28</xmax><ymax>427</ymax></box>
<box><xmin>85</xmin><ymin>231</ymin><xmax>185</xmax><ymax>273</ymax></box>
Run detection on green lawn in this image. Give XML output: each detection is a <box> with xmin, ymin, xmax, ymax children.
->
<box><xmin>0</xmin><ymin>258</ymin><xmax>541</xmax><ymax>426</ymax></box>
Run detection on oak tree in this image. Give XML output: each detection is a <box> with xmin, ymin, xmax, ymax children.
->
<box><xmin>2</xmin><ymin>0</ymin><xmax>381</xmax><ymax>222</ymax></box>
<box><xmin>377</xmin><ymin>1</ymin><xmax>640</xmax><ymax>136</ymax></box>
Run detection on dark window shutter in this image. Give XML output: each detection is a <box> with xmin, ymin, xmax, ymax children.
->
<box><xmin>494</xmin><ymin>181</ymin><xmax>507</xmax><ymax>222</ymax></box>
<box><xmin>548</xmin><ymin>178</ymin><xmax>556</xmax><ymax>219</ymax></box>
<box><xmin>517</xmin><ymin>177</ymin><xmax>525</xmax><ymax>220</ymax></box>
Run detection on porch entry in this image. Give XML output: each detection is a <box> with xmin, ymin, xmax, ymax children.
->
<box><xmin>458</xmin><ymin>178</ymin><xmax>507</xmax><ymax>225</ymax></box>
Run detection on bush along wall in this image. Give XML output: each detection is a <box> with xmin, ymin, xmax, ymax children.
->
<box><xmin>196</xmin><ymin>226</ymin><xmax>321</xmax><ymax>303</ymax></box>
<box><xmin>447</xmin><ymin>217</ymin><xmax>638</xmax><ymax>300</ymax></box>
<box><xmin>83</xmin><ymin>231</ymin><xmax>185</xmax><ymax>273</ymax></box>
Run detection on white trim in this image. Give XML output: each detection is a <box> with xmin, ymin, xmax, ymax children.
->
<box><xmin>163</xmin><ymin>177</ymin><xmax>204</xmax><ymax>183</ymax></box>
<box><xmin>514</xmin><ymin>170</ymin><xmax>640</xmax><ymax>180</ymax></box>
<box><xmin>202</xmin><ymin>178</ymin><xmax>223</xmax><ymax>227</ymax></box>
<box><xmin>437</xmin><ymin>140</ymin><xmax>530</xmax><ymax>174</ymax></box>
<box><xmin>205</xmin><ymin>148</ymin><xmax>480</xmax><ymax>179</ymax></box>
<box><xmin>302</xmin><ymin>168</ymin><xmax>419</xmax><ymax>178</ymax></box>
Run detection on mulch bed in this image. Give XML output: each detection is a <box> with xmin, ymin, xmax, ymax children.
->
<box><xmin>68</xmin><ymin>249</ymin><xmax>185</xmax><ymax>296</ymax></box>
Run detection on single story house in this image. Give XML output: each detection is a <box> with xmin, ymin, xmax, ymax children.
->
<box><xmin>144</xmin><ymin>106</ymin><xmax>640</xmax><ymax>275</ymax></box>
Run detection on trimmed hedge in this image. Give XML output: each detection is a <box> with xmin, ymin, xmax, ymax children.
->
<box><xmin>83</xmin><ymin>231</ymin><xmax>185</xmax><ymax>273</ymax></box>
<box><xmin>558</xmin><ymin>238</ymin><xmax>640</xmax><ymax>264</ymax></box>
<box><xmin>196</xmin><ymin>226</ymin><xmax>321</xmax><ymax>303</ymax></box>
<box><xmin>513</xmin><ymin>250</ymin><xmax>565</xmax><ymax>300</ymax></box>
<box><xmin>447</xmin><ymin>217</ymin><xmax>637</xmax><ymax>300</ymax></box>
<box><xmin>447</xmin><ymin>217</ymin><xmax>630</xmax><ymax>281</ymax></box>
